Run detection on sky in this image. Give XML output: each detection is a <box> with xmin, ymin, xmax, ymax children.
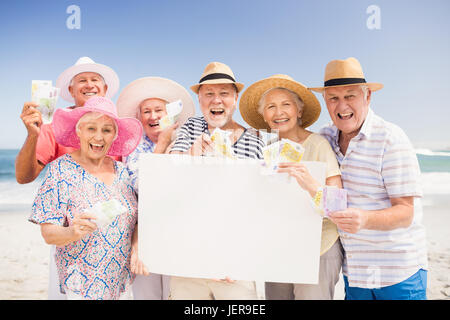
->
<box><xmin>0</xmin><ymin>0</ymin><xmax>449</xmax><ymax>150</ymax></box>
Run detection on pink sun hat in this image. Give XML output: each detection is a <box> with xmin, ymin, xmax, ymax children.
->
<box><xmin>52</xmin><ymin>97</ymin><xmax>143</xmax><ymax>157</ymax></box>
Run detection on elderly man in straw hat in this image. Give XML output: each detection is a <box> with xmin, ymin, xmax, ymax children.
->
<box><xmin>310</xmin><ymin>57</ymin><xmax>428</xmax><ymax>300</ymax></box>
<box><xmin>169</xmin><ymin>61</ymin><xmax>264</xmax><ymax>299</ymax></box>
<box><xmin>15</xmin><ymin>56</ymin><xmax>120</xmax><ymax>300</ymax></box>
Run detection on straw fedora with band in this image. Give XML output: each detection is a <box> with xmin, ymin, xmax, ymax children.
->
<box><xmin>116</xmin><ymin>77</ymin><xmax>195</xmax><ymax>126</ymax></box>
<box><xmin>309</xmin><ymin>57</ymin><xmax>383</xmax><ymax>93</ymax></box>
<box><xmin>190</xmin><ymin>61</ymin><xmax>244</xmax><ymax>94</ymax></box>
<box><xmin>52</xmin><ymin>96</ymin><xmax>142</xmax><ymax>157</ymax></box>
<box><xmin>239</xmin><ymin>74</ymin><xmax>321</xmax><ymax>130</ymax></box>
<box><xmin>56</xmin><ymin>56</ymin><xmax>120</xmax><ymax>103</ymax></box>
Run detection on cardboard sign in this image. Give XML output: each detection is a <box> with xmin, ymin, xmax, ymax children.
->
<box><xmin>138</xmin><ymin>154</ymin><xmax>325</xmax><ymax>284</ymax></box>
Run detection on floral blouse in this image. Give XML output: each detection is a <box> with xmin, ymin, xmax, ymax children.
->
<box><xmin>124</xmin><ymin>135</ymin><xmax>155</xmax><ymax>194</ymax></box>
<box><xmin>29</xmin><ymin>154</ymin><xmax>138</xmax><ymax>300</ymax></box>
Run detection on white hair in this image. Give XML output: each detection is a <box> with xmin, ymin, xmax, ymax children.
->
<box><xmin>135</xmin><ymin>97</ymin><xmax>169</xmax><ymax>120</ymax></box>
<box><xmin>322</xmin><ymin>84</ymin><xmax>369</xmax><ymax>101</ymax></box>
<box><xmin>75</xmin><ymin>111</ymin><xmax>118</xmax><ymax>141</ymax></box>
<box><xmin>257</xmin><ymin>87</ymin><xmax>305</xmax><ymax>126</ymax></box>
<box><xmin>69</xmin><ymin>73</ymin><xmax>106</xmax><ymax>87</ymax></box>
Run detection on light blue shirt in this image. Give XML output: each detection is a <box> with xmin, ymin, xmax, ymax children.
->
<box><xmin>125</xmin><ymin>135</ymin><xmax>155</xmax><ymax>195</ymax></box>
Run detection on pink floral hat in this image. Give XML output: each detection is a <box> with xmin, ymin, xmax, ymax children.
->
<box><xmin>52</xmin><ymin>96</ymin><xmax>143</xmax><ymax>157</ymax></box>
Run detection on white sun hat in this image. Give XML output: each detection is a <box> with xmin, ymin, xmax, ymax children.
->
<box><xmin>55</xmin><ymin>56</ymin><xmax>120</xmax><ymax>103</ymax></box>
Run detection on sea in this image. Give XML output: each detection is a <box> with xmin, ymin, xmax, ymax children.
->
<box><xmin>1</xmin><ymin>148</ymin><xmax>450</xmax><ymax>214</ymax></box>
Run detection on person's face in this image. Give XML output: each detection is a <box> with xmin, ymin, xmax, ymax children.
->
<box><xmin>262</xmin><ymin>89</ymin><xmax>302</xmax><ymax>135</ymax></box>
<box><xmin>138</xmin><ymin>98</ymin><xmax>168</xmax><ymax>141</ymax></box>
<box><xmin>323</xmin><ymin>85</ymin><xmax>371</xmax><ymax>137</ymax></box>
<box><xmin>198</xmin><ymin>84</ymin><xmax>238</xmax><ymax>129</ymax></box>
<box><xmin>69</xmin><ymin>72</ymin><xmax>108</xmax><ymax>107</ymax></box>
<box><xmin>77</xmin><ymin>115</ymin><xmax>116</xmax><ymax>160</ymax></box>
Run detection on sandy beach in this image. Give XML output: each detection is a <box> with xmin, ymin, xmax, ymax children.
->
<box><xmin>0</xmin><ymin>194</ymin><xmax>449</xmax><ymax>300</ymax></box>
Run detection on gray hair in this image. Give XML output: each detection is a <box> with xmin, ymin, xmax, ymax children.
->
<box><xmin>322</xmin><ymin>84</ymin><xmax>369</xmax><ymax>101</ymax></box>
<box><xmin>69</xmin><ymin>73</ymin><xmax>106</xmax><ymax>87</ymax></box>
<box><xmin>75</xmin><ymin>111</ymin><xmax>118</xmax><ymax>141</ymax></box>
<box><xmin>257</xmin><ymin>87</ymin><xmax>305</xmax><ymax>125</ymax></box>
<box><xmin>135</xmin><ymin>98</ymin><xmax>169</xmax><ymax>120</ymax></box>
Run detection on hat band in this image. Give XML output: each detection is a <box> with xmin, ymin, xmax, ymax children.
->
<box><xmin>199</xmin><ymin>73</ymin><xmax>236</xmax><ymax>84</ymax></box>
<box><xmin>324</xmin><ymin>77</ymin><xmax>366</xmax><ymax>87</ymax></box>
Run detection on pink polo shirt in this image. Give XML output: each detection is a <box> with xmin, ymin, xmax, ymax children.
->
<box><xmin>36</xmin><ymin>123</ymin><xmax>76</xmax><ymax>166</ymax></box>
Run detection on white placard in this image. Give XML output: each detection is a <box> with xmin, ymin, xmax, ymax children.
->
<box><xmin>138</xmin><ymin>154</ymin><xmax>325</xmax><ymax>284</ymax></box>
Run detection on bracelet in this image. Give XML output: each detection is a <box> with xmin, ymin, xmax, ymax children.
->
<box><xmin>310</xmin><ymin>187</ymin><xmax>324</xmax><ymax>216</ymax></box>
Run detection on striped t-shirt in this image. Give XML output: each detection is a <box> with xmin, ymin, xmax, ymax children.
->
<box><xmin>319</xmin><ymin>108</ymin><xmax>428</xmax><ymax>289</ymax></box>
<box><xmin>170</xmin><ymin>116</ymin><xmax>265</xmax><ymax>159</ymax></box>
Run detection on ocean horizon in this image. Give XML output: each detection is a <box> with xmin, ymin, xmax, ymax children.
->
<box><xmin>1</xmin><ymin>148</ymin><xmax>450</xmax><ymax>214</ymax></box>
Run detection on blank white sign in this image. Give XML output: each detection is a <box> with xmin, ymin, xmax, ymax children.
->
<box><xmin>138</xmin><ymin>154</ymin><xmax>325</xmax><ymax>284</ymax></box>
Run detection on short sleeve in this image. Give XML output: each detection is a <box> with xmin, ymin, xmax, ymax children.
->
<box><xmin>170</xmin><ymin>120</ymin><xmax>194</xmax><ymax>153</ymax></box>
<box><xmin>29</xmin><ymin>161</ymin><xmax>67</xmax><ymax>226</ymax></box>
<box><xmin>381</xmin><ymin>127</ymin><xmax>422</xmax><ymax>198</ymax></box>
<box><xmin>36</xmin><ymin>124</ymin><xmax>57</xmax><ymax>166</ymax></box>
<box><xmin>125</xmin><ymin>148</ymin><xmax>140</xmax><ymax>194</ymax></box>
<box><xmin>304</xmin><ymin>134</ymin><xmax>341</xmax><ymax>178</ymax></box>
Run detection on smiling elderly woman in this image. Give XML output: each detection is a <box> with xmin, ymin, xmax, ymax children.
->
<box><xmin>29</xmin><ymin>96</ymin><xmax>142</xmax><ymax>300</ymax></box>
<box><xmin>240</xmin><ymin>74</ymin><xmax>344</xmax><ymax>300</ymax></box>
<box><xmin>116</xmin><ymin>77</ymin><xmax>195</xmax><ymax>300</ymax></box>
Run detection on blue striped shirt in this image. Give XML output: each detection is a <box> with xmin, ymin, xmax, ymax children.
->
<box><xmin>320</xmin><ymin>108</ymin><xmax>428</xmax><ymax>288</ymax></box>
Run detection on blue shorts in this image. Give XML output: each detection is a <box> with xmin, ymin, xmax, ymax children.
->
<box><xmin>344</xmin><ymin>269</ymin><xmax>427</xmax><ymax>300</ymax></box>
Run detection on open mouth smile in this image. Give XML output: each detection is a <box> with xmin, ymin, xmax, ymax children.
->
<box><xmin>210</xmin><ymin>108</ymin><xmax>225</xmax><ymax>116</ymax></box>
<box><xmin>90</xmin><ymin>143</ymin><xmax>104</xmax><ymax>152</ymax></box>
<box><xmin>337</xmin><ymin>112</ymin><xmax>353</xmax><ymax>120</ymax></box>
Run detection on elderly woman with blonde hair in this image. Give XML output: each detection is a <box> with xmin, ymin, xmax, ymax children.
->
<box><xmin>239</xmin><ymin>74</ymin><xmax>344</xmax><ymax>300</ymax></box>
<box><xmin>29</xmin><ymin>96</ymin><xmax>142</xmax><ymax>300</ymax></box>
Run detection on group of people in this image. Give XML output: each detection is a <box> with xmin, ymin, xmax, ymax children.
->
<box><xmin>17</xmin><ymin>55</ymin><xmax>428</xmax><ymax>300</ymax></box>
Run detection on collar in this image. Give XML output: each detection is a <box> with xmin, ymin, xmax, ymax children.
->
<box><xmin>354</xmin><ymin>107</ymin><xmax>374</xmax><ymax>141</ymax></box>
<box><xmin>143</xmin><ymin>134</ymin><xmax>156</xmax><ymax>150</ymax></box>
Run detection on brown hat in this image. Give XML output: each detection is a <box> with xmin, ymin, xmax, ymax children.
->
<box><xmin>239</xmin><ymin>74</ymin><xmax>321</xmax><ymax>130</ymax></box>
<box><xmin>309</xmin><ymin>57</ymin><xmax>383</xmax><ymax>93</ymax></box>
<box><xmin>190</xmin><ymin>62</ymin><xmax>244</xmax><ymax>94</ymax></box>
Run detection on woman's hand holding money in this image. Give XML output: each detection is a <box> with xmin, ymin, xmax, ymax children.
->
<box><xmin>20</xmin><ymin>102</ymin><xmax>42</xmax><ymax>137</ymax></box>
<box><xmin>277</xmin><ymin>162</ymin><xmax>320</xmax><ymax>197</ymax></box>
<box><xmin>154</xmin><ymin>122</ymin><xmax>179</xmax><ymax>154</ymax></box>
<box><xmin>70</xmin><ymin>212</ymin><xmax>98</xmax><ymax>241</ymax></box>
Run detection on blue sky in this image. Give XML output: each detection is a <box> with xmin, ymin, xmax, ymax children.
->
<box><xmin>1</xmin><ymin>0</ymin><xmax>449</xmax><ymax>149</ymax></box>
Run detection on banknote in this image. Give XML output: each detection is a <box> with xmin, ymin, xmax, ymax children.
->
<box><xmin>31</xmin><ymin>80</ymin><xmax>60</xmax><ymax>124</ymax></box>
<box><xmin>159</xmin><ymin>99</ymin><xmax>183</xmax><ymax>129</ymax></box>
<box><xmin>261</xmin><ymin>139</ymin><xmax>305</xmax><ymax>174</ymax></box>
<box><xmin>210</xmin><ymin>127</ymin><xmax>235</xmax><ymax>159</ymax></box>
<box><xmin>323</xmin><ymin>186</ymin><xmax>348</xmax><ymax>217</ymax></box>
<box><xmin>86</xmin><ymin>199</ymin><xmax>127</xmax><ymax>229</ymax></box>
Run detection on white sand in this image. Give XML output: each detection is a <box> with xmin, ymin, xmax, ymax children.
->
<box><xmin>0</xmin><ymin>196</ymin><xmax>448</xmax><ymax>300</ymax></box>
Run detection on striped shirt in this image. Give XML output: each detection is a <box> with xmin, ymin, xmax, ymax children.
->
<box><xmin>320</xmin><ymin>108</ymin><xmax>428</xmax><ymax>289</ymax></box>
<box><xmin>170</xmin><ymin>116</ymin><xmax>265</xmax><ymax>159</ymax></box>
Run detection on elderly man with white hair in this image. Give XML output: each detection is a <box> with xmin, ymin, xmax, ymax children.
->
<box><xmin>311</xmin><ymin>57</ymin><xmax>428</xmax><ymax>300</ymax></box>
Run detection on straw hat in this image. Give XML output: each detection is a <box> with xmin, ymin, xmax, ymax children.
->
<box><xmin>52</xmin><ymin>97</ymin><xmax>142</xmax><ymax>157</ymax></box>
<box><xmin>190</xmin><ymin>62</ymin><xmax>244</xmax><ymax>94</ymax></box>
<box><xmin>116</xmin><ymin>77</ymin><xmax>195</xmax><ymax>126</ymax></box>
<box><xmin>309</xmin><ymin>57</ymin><xmax>383</xmax><ymax>93</ymax></box>
<box><xmin>239</xmin><ymin>74</ymin><xmax>321</xmax><ymax>130</ymax></box>
<box><xmin>56</xmin><ymin>56</ymin><xmax>120</xmax><ymax>103</ymax></box>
